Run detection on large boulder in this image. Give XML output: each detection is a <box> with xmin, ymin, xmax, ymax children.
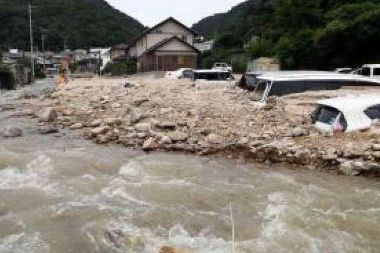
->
<box><xmin>206</xmin><ymin>133</ymin><xmax>223</xmax><ymax>145</ymax></box>
<box><xmin>0</xmin><ymin>126</ymin><xmax>22</xmax><ymax>138</ymax></box>
<box><xmin>135</xmin><ymin>123</ymin><xmax>152</xmax><ymax>132</ymax></box>
<box><xmin>167</xmin><ymin>132</ymin><xmax>189</xmax><ymax>142</ymax></box>
<box><xmin>288</xmin><ymin>127</ymin><xmax>309</xmax><ymax>138</ymax></box>
<box><xmin>88</xmin><ymin>119</ymin><xmax>102</xmax><ymax>128</ymax></box>
<box><xmin>69</xmin><ymin>123</ymin><xmax>84</xmax><ymax>130</ymax></box>
<box><xmin>130</xmin><ymin>110</ymin><xmax>143</xmax><ymax>124</ymax></box>
<box><xmin>38</xmin><ymin>107</ymin><xmax>57</xmax><ymax>122</ymax></box>
<box><xmin>91</xmin><ymin>126</ymin><xmax>110</xmax><ymax>135</ymax></box>
<box><xmin>157</xmin><ymin>121</ymin><xmax>176</xmax><ymax>130</ymax></box>
<box><xmin>143</xmin><ymin>137</ymin><xmax>159</xmax><ymax>151</ymax></box>
<box><xmin>37</xmin><ymin>126</ymin><xmax>59</xmax><ymax>135</ymax></box>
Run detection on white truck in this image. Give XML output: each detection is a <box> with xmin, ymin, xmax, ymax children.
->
<box><xmin>212</xmin><ymin>63</ymin><xmax>233</xmax><ymax>73</ymax></box>
<box><xmin>352</xmin><ymin>64</ymin><xmax>380</xmax><ymax>80</ymax></box>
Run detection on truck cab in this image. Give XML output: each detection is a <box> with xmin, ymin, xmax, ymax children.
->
<box><xmin>352</xmin><ymin>64</ymin><xmax>380</xmax><ymax>80</ymax></box>
<box><xmin>212</xmin><ymin>63</ymin><xmax>233</xmax><ymax>73</ymax></box>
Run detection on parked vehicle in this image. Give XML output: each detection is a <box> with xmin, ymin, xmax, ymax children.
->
<box><xmin>165</xmin><ymin>68</ymin><xmax>194</xmax><ymax>79</ymax></box>
<box><xmin>248</xmin><ymin>71</ymin><xmax>380</xmax><ymax>102</ymax></box>
<box><xmin>212</xmin><ymin>63</ymin><xmax>233</xmax><ymax>73</ymax></box>
<box><xmin>351</xmin><ymin>64</ymin><xmax>380</xmax><ymax>80</ymax></box>
<box><xmin>193</xmin><ymin>70</ymin><xmax>234</xmax><ymax>81</ymax></box>
<box><xmin>45</xmin><ymin>68</ymin><xmax>58</xmax><ymax>78</ymax></box>
<box><xmin>312</xmin><ymin>95</ymin><xmax>380</xmax><ymax>133</ymax></box>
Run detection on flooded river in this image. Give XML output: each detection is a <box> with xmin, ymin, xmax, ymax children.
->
<box><xmin>1</xmin><ymin>80</ymin><xmax>380</xmax><ymax>253</ymax></box>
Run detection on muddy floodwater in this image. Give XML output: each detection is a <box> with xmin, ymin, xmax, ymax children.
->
<box><xmin>1</xmin><ymin>80</ymin><xmax>380</xmax><ymax>253</ymax></box>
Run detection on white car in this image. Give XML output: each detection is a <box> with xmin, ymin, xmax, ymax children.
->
<box><xmin>165</xmin><ymin>68</ymin><xmax>193</xmax><ymax>79</ymax></box>
<box><xmin>212</xmin><ymin>63</ymin><xmax>233</xmax><ymax>73</ymax></box>
<box><xmin>312</xmin><ymin>95</ymin><xmax>380</xmax><ymax>133</ymax></box>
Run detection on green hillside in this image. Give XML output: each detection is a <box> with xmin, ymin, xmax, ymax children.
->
<box><xmin>0</xmin><ymin>0</ymin><xmax>145</xmax><ymax>50</ymax></box>
<box><xmin>193</xmin><ymin>0</ymin><xmax>380</xmax><ymax>70</ymax></box>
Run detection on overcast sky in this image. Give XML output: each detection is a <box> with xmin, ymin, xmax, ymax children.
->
<box><xmin>106</xmin><ymin>0</ymin><xmax>245</xmax><ymax>27</ymax></box>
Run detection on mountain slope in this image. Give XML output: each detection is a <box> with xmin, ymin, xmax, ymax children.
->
<box><xmin>192</xmin><ymin>0</ymin><xmax>272</xmax><ymax>39</ymax></box>
<box><xmin>193</xmin><ymin>0</ymin><xmax>380</xmax><ymax>70</ymax></box>
<box><xmin>0</xmin><ymin>0</ymin><xmax>145</xmax><ymax>50</ymax></box>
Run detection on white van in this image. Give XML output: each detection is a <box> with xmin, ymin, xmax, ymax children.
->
<box><xmin>352</xmin><ymin>64</ymin><xmax>380</xmax><ymax>80</ymax></box>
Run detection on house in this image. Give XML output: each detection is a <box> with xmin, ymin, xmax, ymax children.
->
<box><xmin>89</xmin><ymin>48</ymin><xmax>111</xmax><ymax>71</ymax></box>
<box><xmin>128</xmin><ymin>17</ymin><xmax>200</xmax><ymax>72</ymax></box>
<box><xmin>110</xmin><ymin>44</ymin><xmax>128</xmax><ymax>61</ymax></box>
<box><xmin>73</xmin><ymin>49</ymin><xmax>87</xmax><ymax>62</ymax></box>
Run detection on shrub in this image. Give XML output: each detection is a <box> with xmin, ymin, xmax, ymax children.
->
<box><xmin>102</xmin><ymin>61</ymin><xmax>137</xmax><ymax>76</ymax></box>
<box><xmin>0</xmin><ymin>65</ymin><xmax>16</xmax><ymax>89</ymax></box>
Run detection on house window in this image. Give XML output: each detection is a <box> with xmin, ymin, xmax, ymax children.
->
<box><xmin>181</xmin><ymin>35</ymin><xmax>186</xmax><ymax>41</ymax></box>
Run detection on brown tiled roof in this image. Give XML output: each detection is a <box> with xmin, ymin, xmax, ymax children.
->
<box><xmin>143</xmin><ymin>36</ymin><xmax>200</xmax><ymax>55</ymax></box>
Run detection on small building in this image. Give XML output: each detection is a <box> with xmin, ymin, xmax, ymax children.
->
<box><xmin>110</xmin><ymin>44</ymin><xmax>129</xmax><ymax>62</ymax></box>
<box><xmin>128</xmin><ymin>17</ymin><xmax>200</xmax><ymax>72</ymax></box>
<box><xmin>89</xmin><ymin>48</ymin><xmax>111</xmax><ymax>71</ymax></box>
<box><xmin>194</xmin><ymin>40</ymin><xmax>215</xmax><ymax>53</ymax></box>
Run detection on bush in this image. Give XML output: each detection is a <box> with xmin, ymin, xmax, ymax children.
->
<box><xmin>0</xmin><ymin>65</ymin><xmax>16</xmax><ymax>89</ymax></box>
<box><xmin>102</xmin><ymin>61</ymin><xmax>137</xmax><ymax>76</ymax></box>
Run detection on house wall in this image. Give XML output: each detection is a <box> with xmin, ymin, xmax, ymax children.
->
<box><xmin>110</xmin><ymin>49</ymin><xmax>126</xmax><ymax>60</ymax></box>
<box><xmin>139</xmin><ymin>53</ymin><xmax>197</xmax><ymax>72</ymax></box>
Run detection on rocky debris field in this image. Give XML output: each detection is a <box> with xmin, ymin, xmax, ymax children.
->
<box><xmin>17</xmin><ymin>76</ymin><xmax>380</xmax><ymax>177</ymax></box>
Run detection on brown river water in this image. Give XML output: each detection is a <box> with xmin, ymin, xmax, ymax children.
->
<box><xmin>0</xmin><ymin>80</ymin><xmax>380</xmax><ymax>253</ymax></box>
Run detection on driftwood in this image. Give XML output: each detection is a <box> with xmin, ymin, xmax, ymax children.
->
<box><xmin>159</xmin><ymin>246</ymin><xmax>193</xmax><ymax>253</ymax></box>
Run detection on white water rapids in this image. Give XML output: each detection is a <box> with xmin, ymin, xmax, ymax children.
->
<box><xmin>0</xmin><ymin>80</ymin><xmax>380</xmax><ymax>253</ymax></box>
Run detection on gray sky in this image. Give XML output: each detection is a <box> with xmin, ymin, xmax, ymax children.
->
<box><xmin>106</xmin><ymin>0</ymin><xmax>245</xmax><ymax>27</ymax></box>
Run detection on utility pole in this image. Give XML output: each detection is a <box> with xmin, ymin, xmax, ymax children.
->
<box><xmin>28</xmin><ymin>0</ymin><xmax>35</xmax><ymax>79</ymax></box>
<box><xmin>41</xmin><ymin>28</ymin><xmax>46</xmax><ymax>70</ymax></box>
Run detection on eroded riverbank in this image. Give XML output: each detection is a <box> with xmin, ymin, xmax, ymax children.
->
<box><xmin>18</xmin><ymin>76</ymin><xmax>380</xmax><ymax>177</ymax></box>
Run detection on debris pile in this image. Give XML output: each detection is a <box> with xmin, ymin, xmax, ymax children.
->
<box><xmin>21</xmin><ymin>77</ymin><xmax>380</xmax><ymax>177</ymax></box>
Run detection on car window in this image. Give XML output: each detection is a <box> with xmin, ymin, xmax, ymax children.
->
<box><xmin>374</xmin><ymin>68</ymin><xmax>380</xmax><ymax>76</ymax></box>
<box><xmin>365</xmin><ymin>105</ymin><xmax>380</xmax><ymax>119</ymax></box>
<box><xmin>316</xmin><ymin>106</ymin><xmax>341</xmax><ymax>124</ymax></box>
<box><xmin>316</xmin><ymin>106</ymin><xmax>347</xmax><ymax>130</ymax></box>
<box><xmin>361</xmin><ymin>67</ymin><xmax>371</xmax><ymax>76</ymax></box>
<box><xmin>183</xmin><ymin>70</ymin><xmax>193</xmax><ymax>78</ymax></box>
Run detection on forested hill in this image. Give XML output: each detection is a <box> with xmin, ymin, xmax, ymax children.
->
<box><xmin>0</xmin><ymin>0</ymin><xmax>145</xmax><ymax>50</ymax></box>
<box><xmin>192</xmin><ymin>0</ymin><xmax>380</xmax><ymax>70</ymax></box>
<box><xmin>192</xmin><ymin>0</ymin><xmax>272</xmax><ymax>39</ymax></box>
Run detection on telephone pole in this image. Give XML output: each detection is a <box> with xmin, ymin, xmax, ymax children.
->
<box><xmin>41</xmin><ymin>28</ymin><xmax>47</xmax><ymax>70</ymax></box>
<box><xmin>28</xmin><ymin>0</ymin><xmax>35</xmax><ymax>79</ymax></box>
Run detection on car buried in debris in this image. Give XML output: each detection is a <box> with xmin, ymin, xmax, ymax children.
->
<box><xmin>192</xmin><ymin>69</ymin><xmax>234</xmax><ymax>81</ymax></box>
<box><xmin>247</xmin><ymin>71</ymin><xmax>380</xmax><ymax>103</ymax></box>
<box><xmin>312</xmin><ymin>95</ymin><xmax>380</xmax><ymax>133</ymax></box>
<box><xmin>165</xmin><ymin>68</ymin><xmax>194</xmax><ymax>79</ymax></box>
